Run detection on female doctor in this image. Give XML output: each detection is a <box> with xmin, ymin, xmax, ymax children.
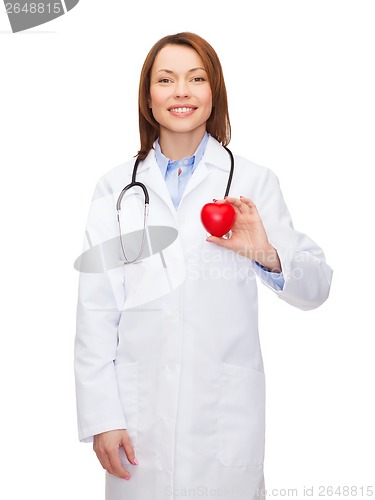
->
<box><xmin>74</xmin><ymin>32</ymin><xmax>333</xmax><ymax>500</ymax></box>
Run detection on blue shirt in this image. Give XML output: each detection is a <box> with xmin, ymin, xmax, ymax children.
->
<box><xmin>154</xmin><ymin>133</ymin><xmax>285</xmax><ymax>290</ymax></box>
<box><xmin>154</xmin><ymin>132</ymin><xmax>209</xmax><ymax>209</ymax></box>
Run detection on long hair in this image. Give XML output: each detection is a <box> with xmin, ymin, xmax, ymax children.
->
<box><xmin>137</xmin><ymin>32</ymin><xmax>231</xmax><ymax>160</ymax></box>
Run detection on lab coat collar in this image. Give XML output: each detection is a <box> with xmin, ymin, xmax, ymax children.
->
<box><xmin>135</xmin><ymin>135</ymin><xmax>231</xmax><ymax>175</ymax></box>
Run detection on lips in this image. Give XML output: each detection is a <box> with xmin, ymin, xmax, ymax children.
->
<box><xmin>168</xmin><ymin>105</ymin><xmax>198</xmax><ymax>114</ymax></box>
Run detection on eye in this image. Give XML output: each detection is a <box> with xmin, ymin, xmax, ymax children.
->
<box><xmin>192</xmin><ymin>77</ymin><xmax>205</xmax><ymax>82</ymax></box>
<box><xmin>159</xmin><ymin>78</ymin><xmax>172</xmax><ymax>84</ymax></box>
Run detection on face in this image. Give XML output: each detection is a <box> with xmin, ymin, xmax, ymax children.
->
<box><xmin>148</xmin><ymin>44</ymin><xmax>213</xmax><ymax>138</ymax></box>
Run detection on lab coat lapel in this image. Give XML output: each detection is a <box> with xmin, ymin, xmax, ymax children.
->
<box><xmin>202</xmin><ymin>135</ymin><xmax>232</xmax><ymax>174</ymax></box>
<box><xmin>179</xmin><ymin>135</ymin><xmax>231</xmax><ymax>204</ymax></box>
<box><xmin>136</xmin><ymin>150</ymin><xmax>178</xmax><ymax>223</ymax></box>
<box><xmin>179</xmin><ymin>160</ymin><xmax>209</xmax><ymax>202</ymax></box>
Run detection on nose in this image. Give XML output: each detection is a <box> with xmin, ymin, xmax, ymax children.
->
<box><xmin>174</xmin><ymin>79</ymin><xmax>190</xmax><ymax>99</ymax></box>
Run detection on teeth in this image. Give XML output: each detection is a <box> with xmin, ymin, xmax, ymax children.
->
<box><xmin>170</xmin><ymin>107</ymin><xmax>194</xmax><ymax>113</ymax></box>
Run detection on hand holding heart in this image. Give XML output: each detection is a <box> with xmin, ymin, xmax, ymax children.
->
<box><xmin>205</xmin><ymin>196</ymin><xmax>282</xmax><ymax>272</ymax></box>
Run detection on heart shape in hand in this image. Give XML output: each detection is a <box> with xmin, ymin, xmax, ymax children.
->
<box><xmin>200</xmin><ymin>203</ymin><xmax>236</xmax><ymax>237</ymax></box>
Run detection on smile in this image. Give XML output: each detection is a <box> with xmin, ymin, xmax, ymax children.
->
<box><xmin>169</xmin><ymin>107</ymin><xmax>196</xmax><ymax>113</ymax></box>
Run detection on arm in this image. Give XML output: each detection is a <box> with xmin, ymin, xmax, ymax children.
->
<box><xmin>74</xmin><ymin>177</ymin><xmax>137</xmax><ymax>478</ymax></box>
<box><xmin>206</xmin><ymin>169</ymin><xmax>332</xmax><ymax>310</ymax></box>
<box><xmin>74</xmin><ymin>178</ymin><xmax>126</xmax><ymax>442</ymax></box>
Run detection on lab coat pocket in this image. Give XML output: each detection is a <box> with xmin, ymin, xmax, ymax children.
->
<box><xmin>218</xmin><ymin>362</ymin><xmax>265</xmax><ymax>466</ymax></box>
<box><xmin>115</xmin><ymin>361</ymin><xmax>138</xmax><ymax>450</ymax></box>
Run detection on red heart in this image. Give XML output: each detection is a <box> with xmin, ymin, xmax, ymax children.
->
<box><xmin>200</xmin><ymin>203</ymin><xmax>236</xmax><ymax>237</ymax></box>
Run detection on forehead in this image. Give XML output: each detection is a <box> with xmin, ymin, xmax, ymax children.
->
<box><xmin>152</xmin><ymin>44</ymin><xmax>205</xmax><ymax>72</ymax></box>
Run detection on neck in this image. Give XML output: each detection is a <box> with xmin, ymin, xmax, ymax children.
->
<box><xmin>158</xmin><ymin>126</ymin><xmax>206</xmax><ymax>161</ymax></box>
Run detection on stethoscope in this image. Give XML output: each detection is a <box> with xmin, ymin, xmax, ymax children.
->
<box><xmin>116</xmin><ymin>146</ymin><xmax>235</xmax><ymax>264</ymax></box>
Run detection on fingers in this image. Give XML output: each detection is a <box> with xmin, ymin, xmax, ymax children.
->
<box><xmin>107</xmin><ymin>447</ymin><xmax>131</xmax><ymax>480</ymax></box>
<box><xmin>93</xmin><ymin>430</ymin><xmax>136</xmax><ymax>480</ymax></box>
<box><xmin>95</xmin><ymin>449</ymin><xmax>113</xmax><ymax>476</ymax></box>
<box><xmin>225</xmin><ymin>196</ymin><xmax>256</xmax><ymax>213</ymax></box>
<box><xmin>238</xmin><ymin>196</ymin><xmax>256</xmax><ymax>208</ymax></box>
<box><xmin>206</xmin><ymin>235</ymin><xmax>231</xmax><ymax>248</ymax></box>
<box><xmin>213</xmin><ymin>196</ymin><xmax>256</xmax><ymax>214</ymax></box>
<box><xmin>122</xmin><ymin>436</ymin><xmax>137</xmax><ymax>466</ymax></box>
<box><xmin>95</xmin><ymin>443</ymin><xmax>131</xmax><ymax>480</ymax></box>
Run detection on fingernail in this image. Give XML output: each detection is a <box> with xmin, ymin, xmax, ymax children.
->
<box><xmin>124</xmin><ymin>476</ymin><xmax>130</xmax><ymax>480</ymax></box>
<box><xmin>134</xmin><ymin>457</ymin><xmax>138</xmax><ymax>465</ymax></box>
<box><xmin>213</xmin><ymin>199</ymin><xmax>217</xmax><ymax>202</ymax></box>
<box><xmin>240</xmin><ymin>196</ymin><xmax>243</xmax><ymax>198</ymax></box>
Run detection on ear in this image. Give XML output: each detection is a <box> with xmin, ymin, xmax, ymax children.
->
<box><xmin>147</xmin><ymin>97</ymin><xmax>152</xmax><ymax>109</ymax></box>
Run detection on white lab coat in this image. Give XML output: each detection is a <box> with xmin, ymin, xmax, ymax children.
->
<box><xmin>74</xmin><ymin>135</ymin><xmax>332</xmax><ymax>500</ymax></box>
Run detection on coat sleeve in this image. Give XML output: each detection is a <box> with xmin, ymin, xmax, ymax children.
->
<box><xmin>74</xmin><ymin>177</ymin><xmax>127</xmax><ymax>443</ymax></box>
<box><xmin>252</xmin><ymin>167</ymin><xmax>333</xmax><ymax>310</ymax></box>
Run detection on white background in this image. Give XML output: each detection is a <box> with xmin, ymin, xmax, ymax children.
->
<box><xmin>1</xmin><ymin>0</ymin><xmax>374</xmax><ymax>498</ymax></box>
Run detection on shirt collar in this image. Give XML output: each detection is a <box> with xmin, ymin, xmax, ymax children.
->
<box><xmin>154</xmin><ymin>132</ymin><xmax>210</xmax><ymax>178</ymax></box>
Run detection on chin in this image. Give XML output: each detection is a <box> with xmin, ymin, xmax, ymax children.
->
<box><xmin>167</xmin><ymin>121</ymin><xmax>204</xmax><ymax>135</ymax></box>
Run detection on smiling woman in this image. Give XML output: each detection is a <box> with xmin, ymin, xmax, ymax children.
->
<box><xmin>148</xmin><ymin>44</ymin><xmax>213</xmax><ymax>160</ymax></box>
<box><xmin>138</xmin><ymin>32</ymin><xmax>230</xmax><ymax>160</ymax></box>
<box><xmin>74</xmin><ymin>31</ymin><xmax>333</xmax><ymax>500</ymax></box>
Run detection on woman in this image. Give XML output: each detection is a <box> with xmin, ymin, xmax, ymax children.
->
<box><xmin>74</xmin><ymin>32</ymin><xmax>333</xmax><ymax>500</ymax></box>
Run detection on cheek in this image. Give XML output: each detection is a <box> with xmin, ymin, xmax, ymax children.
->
<box><xmin>149</xmin><ymin>85</ymin><xmax>171</xmax><ymax>107</ymax></box>
<box><xmin>201</xmin><ymin>87</ymin><xmax>213</xmax><ymax>108</ymax></box>
<box><xmin>201</xmin><ymin>89</ymin><xmax>213</xmax><ymax>115</ymax></box>
<box><xmin>149</xmin><ymin>88</ymin><xmax>162</xmax><ymax>109</ymax></box>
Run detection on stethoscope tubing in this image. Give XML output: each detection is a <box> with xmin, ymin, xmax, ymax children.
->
<box><xmin>116</xmin><ymin>145</ymin><xmax>234</xmax><ymax>263</ymax></box>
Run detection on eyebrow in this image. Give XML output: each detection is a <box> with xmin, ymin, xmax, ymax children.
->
<box><xmin>155</xmin><ymin>67</ymin><xmax>207</xmax><ymax>74</ymax></box>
